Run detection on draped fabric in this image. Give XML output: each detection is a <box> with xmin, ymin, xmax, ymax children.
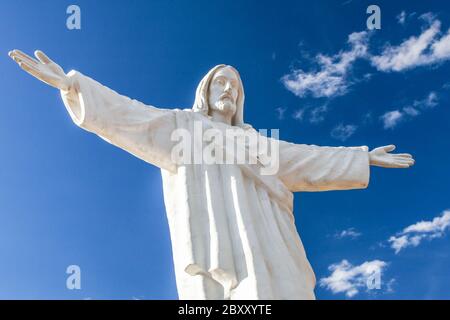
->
<box><xmin>60</xmin><ymin>70</ymin><xmax>370</xmax><ymax>299</ymax></box>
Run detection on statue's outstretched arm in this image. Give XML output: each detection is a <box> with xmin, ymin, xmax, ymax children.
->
<box><xmin>9</xmin><ymin>49</ymin><xmax>71</xmax><ymax>91</ymax></box>
<box><xmin>9</xmin><ymin>49</ymin><xmax>178</xmax><ymax>173</ymax></box>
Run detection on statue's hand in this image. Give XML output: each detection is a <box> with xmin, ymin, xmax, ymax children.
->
<box><xmin>369</xmin><ymin>145</ymin><xmax>415</xmax><ymax>168</ymax></box>
<box><xmin>8</xmin><ymin>49</ymin><xmax>71</xmax><ymax>91</ymax></box>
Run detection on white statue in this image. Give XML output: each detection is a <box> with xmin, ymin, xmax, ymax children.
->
<box><xmin>9</xmin><ymin>50</ymin><xmax>414</xmax><ymax>300</ymax></box>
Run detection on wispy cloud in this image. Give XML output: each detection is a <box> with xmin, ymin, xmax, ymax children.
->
<box><xmin>309</xmin><ymin>104</ymin><xmax>329</xmax><ymax>123</ymax></box>
<box><xmin>388</xmin><ymin>210</ymin><xmax>450</xmax><ymax>253</ymax></box>
<box><xmin>334</xmin><ymin>228</ymin><xmax>362</xmax><ymax>239</ymax></box>
<box><xmin>289</xmin><ymin>105</ymin><xmax>330</xmax><ymax>123</ymax></box>
<box><xmin>419</xmin><ymin>12</ymin><xmax>437</xmax><ymax>24</ymax></box>
<box><xmin>281</xmin><ymin>31</ymin><xmax>369</xmax><ymax>98</ymax></box>
<box><xmin>362</xmin><ymin>112</ymin><xmax>373</xmax><ymax>125</ymax></box>
<box><xmin>380</xmin><ymin>110</ymin><xmax>404</xmax><ymax>129</ymax></box>
<box><xmin>402</xmin><ymin>106</ymin><xmax>420</xmax><ymax>117</ymax></box>
<box><xmin>275</xmin><ymin>107</ymin><xmax>287</xmax><ymax>120</ymax></box>
<box><xmin>396</xmin><ymin>11</ymin><xmax>417</xmax><ymax>26</ymax></box>
<box><xmin>414</xmin><ymin>91</ymin><xmax>439</xmax><ymax>109</ymax></box>
<box><xmin>331</xmin><ymin>124</ymin><xmax>358</xmax><ymax>141</ymax></box>
<box><xmin>283</xmin><ymin>13</ymin><xmax>450</xmax><ymax>102</ymax></box>
<box><xmin>292</xmin><ymin>108</ymin><xmax>306</xmax><ymax>121</ymax></box>
<box><xmin>397</xmin><ymin>11</ymin><xmax>406</xmax><ymax>25</ymax></box>
<box><xmin>371</xmin><ymin>16</ymin><xmax>450</xmax><ymax>72</ymax></box>
<box><xmin>319</xmin><ymin>259</ymin><xmax>388</xmax><ymax>298</ymax></box>
<box><xmin>386</xmin><ymin>278</ymin><xmax>396</xmax><ymax>293</ymax></box>
<box><xmin>380</xmin><ymin>91</ymin><xmax>439</xmax><ymax>129</ymax></box>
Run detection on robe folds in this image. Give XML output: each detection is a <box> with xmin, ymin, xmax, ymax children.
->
<box><xmin>60</xmin><ymin>70</ymin><xmax>370</xmax><ymax>300</ymax></box>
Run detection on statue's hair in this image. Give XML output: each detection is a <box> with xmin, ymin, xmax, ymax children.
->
<box><xmin>192</xmin><ymin>64</ymin><xmax>250</xmax><ymax>129</ymax></box>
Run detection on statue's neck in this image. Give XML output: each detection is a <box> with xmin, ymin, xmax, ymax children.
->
<box><xmin>210</xmin><ymin>110</ymin><xmax>233</xmax><ymax>126</ymax></box>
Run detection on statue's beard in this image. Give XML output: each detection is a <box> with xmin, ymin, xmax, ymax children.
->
<box><xmin>212</xmin><ymin>99</ymin><xmax>236</xmax><ymax>116</ymax></box>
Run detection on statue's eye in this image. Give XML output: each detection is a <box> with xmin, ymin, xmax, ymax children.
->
<box><xmin>215</xmin><ymin>78</ymin><xmax>225</xmax><ymax>85</ymax></box>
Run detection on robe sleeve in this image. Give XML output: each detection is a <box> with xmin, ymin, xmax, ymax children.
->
<box><xmin>60</xmin><ymin>70</ymin><xmax>177</xmax><ymax>173</ymax></box>
<box><xmin>277</xmin><ymin>140</ymin><xmax>370</xmax><ymax>192</ymax></box>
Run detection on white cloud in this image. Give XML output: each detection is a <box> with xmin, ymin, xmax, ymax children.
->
<box><xmin>289</xmin><ymin>105</ymin><xmax>330</xmax><ymax>124</ymax></box>
<box><xmin>380</xmin><ymin>110</ymin><xmax>404</xmax><ymax>129</ymax></box>
<box><xmin>380</xmin><ymin>91</ymin><xmax>439</xmax><ymax>129</ymax></box>
<box><xmin>385</xmin><ymin>278</ymin><xmax>396</xmax><ymax>293</ymax></box>
<box><xmin>371</xmin><ymin>17</ymin><xmax>450</xmax><ymax>72</ymax></box>
<box><xmin>413</xmin><ymin>91</ymin><xmax>439</xmax><ymax>109</ymax></box>
<box><xmin>397</xmin><ymin>11</ymin><xmax>418</xmax><ymax>26</ymax></box>
<box><xmin>362</xmin><ymin>112</ymin><xmax>373</xmax><ymax>124</ymax></box>
<box><xmin>331</xmin><ymin>124</ymin><xmax>358</xmax><ymax>141</ymax></box>
<box><xmin>432</xmin><ymin>29</ymin><xmax>450</xmax><ymax>59</ymax></box>
<box><xmin>334</xmin><ymin>228</ymin><xmax>361</xmax><ymax>239</ymax></box>
<box><xmin>319</xmin><ymin>260</ymin><xmax>388</xmax><ymax>298</ymax></box>
<box><xmin>282</xmin><ymin>13</ymin><xmax>450</xmax><ymax>101</ymax></box>
<box><xmin>275</xmin><ymin>107</ymin><xmax>286</xmax><ymax>120</ymax></box>
<box><xmin>419</xmin><ymin>12</ymin><xmax>437</xmax><ymax>24</ymax></box>
<box><xmin>402</xmin><ymin>106</ymin><xmax>420</xmax><ymax>116</ymax></box>
<box><xmin>309</xmin><ymin>105</ymin><xmax>329</xmax><ymax>123</ymax></box>
<box><xmin>292</xmin><ymin>108</ymin><xmax>306</xmax><ymax>121</ymax></box>
<box><xmin>281</xmin><ymin>31</ymin><xmax>369</xmax><ymax>98</ymax></box>
<box><xmin>397</xmin><ymin>11</ymin><xmax>406</xmax><ymax>25</ymax></box>
<box><xmin>389</xmin><ymin>235</ymin><xmax>409</xmax><ymax>253</ymax></box>
<box><xmin>388</xmin><ymin>210</ymin><xmax>450</xmax><ymax>253</ymax></box>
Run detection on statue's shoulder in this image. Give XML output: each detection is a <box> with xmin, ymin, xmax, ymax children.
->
<box><xmin>165</xmin><ymin>107</ymin><xmax>208</xmax><ymax>123</ymax></box>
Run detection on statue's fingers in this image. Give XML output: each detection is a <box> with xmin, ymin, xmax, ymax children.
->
<box><xmin>11</xmin><ymin>55</ymin><xmax>22</xmax><ymax>65</ymax></box>
<box><xmin>393</xmin><ymin>162</ymin><xmax>410</xmax><ymax>168</ymax></box>
<box><xmin>18</xmin><ymin>62</ymin><xmax>63</xmax><ymax>89</ymax></box>
<box><xmin>34</xmin><ymin>50</ymin><xmax>52</xmax><ymax>64</ymax></box>
<box><xmin>393</xmin><ymin>156</ymin><xmax>414</xmax><ymax>162</ymax></box>
<box><xmin>11</xmin><ymin>49</ymin><xmax>39</xmax><ymax>66</ymax></box>
<box><xmin>11</xmin><ymin>55</ymin><xmax>31</xmax><ymax>67</ymax></box>
<box><xmin>394</xmin><ymin>156</ymin><xmax>414</xmax><ymax>162</ymax></box>
<box><xmin>394</xmin><ymin>153</ymin><xmax>412</xmax><ymax>158</ymax></box>
<box><xmin>395</xmin><ymin>159</ymin><xmax>414</xmax><ymax>167</ymax></box>
<box><xmin>397</xmin><ymin>155</ymin><xmax>414</xmax><ymax>162</ymax></box>
<box><xmin>19</xmin><ymin>61</ymin><xmax>42</xmax><ymax>79</ymax></box>
<box><xmin>9</xmin><ymin>51</ymin><xmax>22</xmax><ymax>64</ymax></box>
<box><xmin>383</xmin><ymin>145</ymin><xmax>396</xmax><ymax>153</ymax></box>
<box><xmin>11</xmin><ymin>54</ymin><xmax>38</xmax><ymax>71</ymax></box>
<box><xmin>17</xmin><ymin>57</ymin><xmax>40</xmax><ymax>71</ymax></box>
<box><xmin>401</xmin><ymin>159</ymin><xmax>415</xmax><ymax>166</ymax></box>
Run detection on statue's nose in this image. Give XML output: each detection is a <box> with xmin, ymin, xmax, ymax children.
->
<box><xmin>224</xmin><ymin>82</ymin><xmax>233</xmax><ymax>93</ymax></box>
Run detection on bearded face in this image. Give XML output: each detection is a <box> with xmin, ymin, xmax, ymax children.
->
<box><xmin>208</xmin><ymin>66</ymin><xmax>239</xmax><ymax>117</ymax></box>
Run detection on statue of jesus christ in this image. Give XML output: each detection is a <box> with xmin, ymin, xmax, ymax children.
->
<box><xmin>9</xmin><ymin>49</ymin><xmax>414</xmax><ymax>300</ymax></box>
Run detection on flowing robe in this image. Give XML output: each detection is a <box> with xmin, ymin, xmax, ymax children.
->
<box><xmin>60</xmin><ymin>70</ymin><xmax>370</xmax><ymax>300</ymax></box>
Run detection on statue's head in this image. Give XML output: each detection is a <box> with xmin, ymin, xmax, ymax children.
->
<box><xmin>193</xmin><ymin>64</ymin><xmax>247</xmax><ymax>128</ymax></box>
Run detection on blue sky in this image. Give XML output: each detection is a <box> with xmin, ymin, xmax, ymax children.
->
<box><xmin>0</xmin><ymin>0</ymin><xmax>449</xmax><ymax>299</ymax></box>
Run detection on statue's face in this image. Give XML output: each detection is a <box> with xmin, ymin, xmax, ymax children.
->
<box><xmin>208</xmin><ymin>66</ymin><xmax>239</xmax><ymax>117</ymax></box>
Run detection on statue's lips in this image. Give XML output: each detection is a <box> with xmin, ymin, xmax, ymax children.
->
<box><xmin>220</xmin><ymin>94</ymin><xmax>234</xmax><ymax>102</ymax></box>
